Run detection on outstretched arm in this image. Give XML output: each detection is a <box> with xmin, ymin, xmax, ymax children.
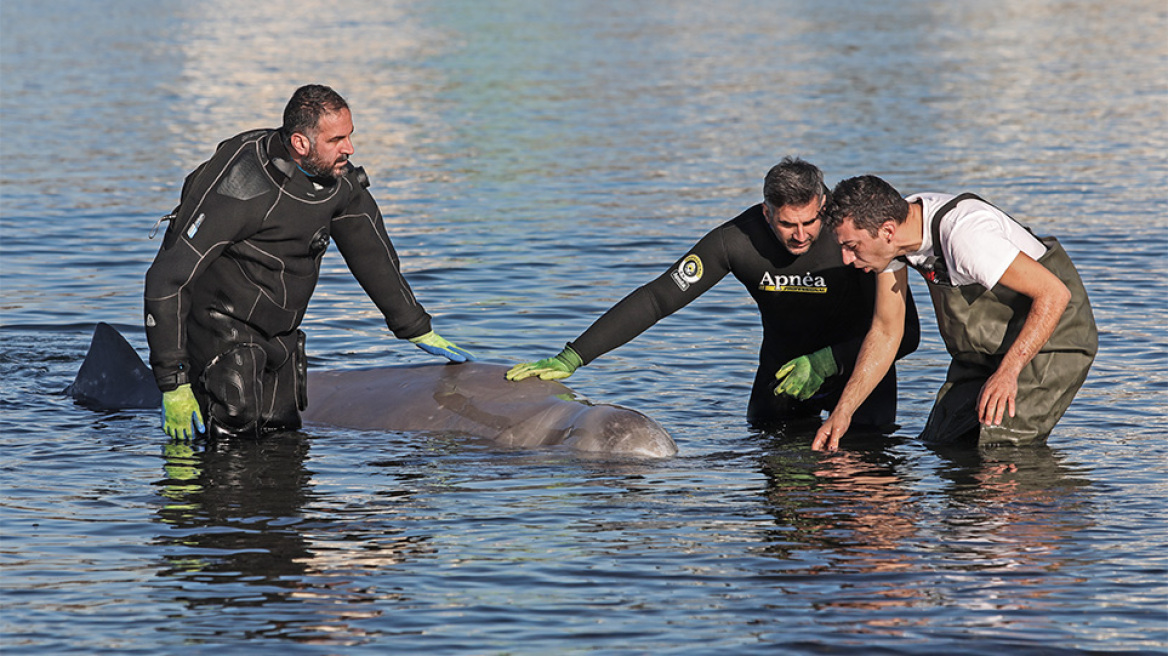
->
<box><xmin>813</xmin><ymin>267</ymin><xmax>908</xmax><ymax>451</ymax></box>
<box><xmin>509</xmin><ymin>227</ymin><xmax>733</xmax><ymax>381</ymax></box>
<box><xmin>978</xmin><ymin>252</ymin><xmax>1070</xmax><ymax>426</ymax></box>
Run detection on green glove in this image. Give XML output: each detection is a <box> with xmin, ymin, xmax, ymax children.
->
<box><xmin>506</xmin><ymin>346</ymin><xmax>583</xmax><ymax>381</ymax></box>
<box><xmin>161</xmin><ymin>384</ymin><xmax>205</xmax><ymax>440</ymax></box>
<box><xmin>773</xmin><ymin>346</ymin><xmax>838</xmax><ymax>401</ymax></box>
<box><xmin>410</xmin><ymin>330</ymin><xmax>476</xmax><ymax>362</ymax></box>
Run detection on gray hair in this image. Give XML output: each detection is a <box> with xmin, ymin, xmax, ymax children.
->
<box><xmin>763</xmin><ymin>157</ymin><xmax>825</xmax><ymax>209</ymax></box>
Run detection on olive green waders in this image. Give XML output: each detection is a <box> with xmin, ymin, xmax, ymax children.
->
<box><xmin>910</xmin><ymin>195</ymin><xmax>1098</xmax><ymax>446</ymax></box>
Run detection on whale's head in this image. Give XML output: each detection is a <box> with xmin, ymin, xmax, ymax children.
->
<box><xmin>562</xmin><ymin>405</ymin><xmax>677</xmax><ymax>458</ymax></box>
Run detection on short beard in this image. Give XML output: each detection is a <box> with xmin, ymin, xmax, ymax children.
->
<box><xmin>301</xmin><ymin>146</ymin><xmax>346</xmax><ymax>181</ymax></box>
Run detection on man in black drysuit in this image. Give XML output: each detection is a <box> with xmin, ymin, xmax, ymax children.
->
<box><xmin>507</xmin><ymin>157</ymin><xmax>919</xmax><ymax>433</ymax></box>
<box><xmin>145</xmin><ymin>84</ymin><xmax>474</xmax><ymax>440</ymax></box>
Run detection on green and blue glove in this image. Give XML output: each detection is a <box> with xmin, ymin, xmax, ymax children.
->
<box><xmin>410</xmin><ymin>330</ymin><xmax>476</xmax><ymax>363</ymax></box>
<box><xmin>773</xmin><ymin>346</ymin><xmax>838</xmax><ymax>401</ymax></box>
<box><xmin>161</xmin><ymin>383</ymin><xmax>205</xmax><ymax>440</ymax></box>
<box><xmin>506</xmin><ymin>346</ymin><xmax>583</xmax><ymax>381</ymax></box>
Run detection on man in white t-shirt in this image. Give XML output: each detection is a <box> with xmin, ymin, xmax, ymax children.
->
<box><xmin>812</xmin><ymin>175</ymin><xmax>1097</xmax><ymax>450</ymax></box>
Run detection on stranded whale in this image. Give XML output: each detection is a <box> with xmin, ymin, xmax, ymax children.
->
<box><xmin>66</xmin><ymin>323</ymin><xmax>677</xmax><ymax>458</ymax></box>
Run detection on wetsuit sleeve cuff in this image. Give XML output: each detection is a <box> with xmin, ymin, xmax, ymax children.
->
<box><xmin>154</xmin><ymin>367</ymin><xmax>190</xmax><ymax>392</ymax></box>
<box><xmin>564</xmin><ymin>341</ymin><xmax>592</xmax><ymax>366</ymax></box>
<box><xmin>389</xmin><ymin>316</ymin><xmax>434</xmax><ymax>342</ymax></box>
<box><xmin>560</xmin><ymin>345</ymin><xmax>584</xmax><ymax>369</ymax></box>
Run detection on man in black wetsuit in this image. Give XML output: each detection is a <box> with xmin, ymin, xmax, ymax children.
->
<box><xmin>507</xmin><ymin>157</ymin><xmax>919</xmax><ymax>434</ymax></box>
<box><xmin>145</xmin><ymin>84</ymin><xmax>474</xmax><ymax>440</ymax></box>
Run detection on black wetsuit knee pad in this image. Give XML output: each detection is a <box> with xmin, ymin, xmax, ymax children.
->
<box><xmin>200</xmin><ymin>344</ymin><xmax>267</xmax><ymax>438</ymax></box>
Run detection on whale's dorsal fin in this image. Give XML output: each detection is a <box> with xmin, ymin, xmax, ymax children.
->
<box><xmin>65</xmin><ymin>323</ymin><xmax>162</xmax><ymax>410</ymax></box>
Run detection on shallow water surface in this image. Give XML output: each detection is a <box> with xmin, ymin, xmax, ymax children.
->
<box><xmin>2</xmin><ymin>1</ymin><xmax>1166</xmax><ymax>654</ymax></box>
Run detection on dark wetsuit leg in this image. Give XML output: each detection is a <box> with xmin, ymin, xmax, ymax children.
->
<box><xmin>746</xmin><ymin>380</ymin><xmax>823</xmax><ymax>428</ymax></box>
<box><xmin>747</xmin><ymin>364</ymin><xmax>899</xmax><ymax>433</ymax></box>
<box><xmin>847</xmin><ymin>364</ymin><xmax>898</xmax><ymax>432</ymax></box>
<box><xmin>187</xmin><ymin>324</ymin><xmax>303</xmax><ymax>439</ymax></box>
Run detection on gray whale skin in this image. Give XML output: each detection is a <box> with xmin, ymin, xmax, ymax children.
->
<box><xmin>66</xmin><ymin>323</ymin><xmax>677</xmax><ymax>458</ymax></box>
<box><xmin>306</xmin><ymin>363</ymin><xmax>676</xmax><ymax>458</ymax></box>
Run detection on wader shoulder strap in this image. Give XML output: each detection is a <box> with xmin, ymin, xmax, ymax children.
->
<box><xmin>902</xmin><ymin>192</ymin><xmax>985</xmax><ymax>285</ymax></box>
<box><xmin>908</xmin><ymin>192</ymin><xmax>1042</xmax><ymax>285</ymax></box>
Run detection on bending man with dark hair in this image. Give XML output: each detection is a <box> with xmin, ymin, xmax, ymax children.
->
<box><xmin>815</xmin><ymin>175</ymin><xmax>1096</xmax><ymax>450</ymax></box>
<box><xmin>145</xmin><ymin>84</ymin><xmax>474</xmax><ymax>440</ymax></box>
<box><xmin>508</xmin><ymin>158</ymin><xmax>919</xmax><ymax>434</ymax></box>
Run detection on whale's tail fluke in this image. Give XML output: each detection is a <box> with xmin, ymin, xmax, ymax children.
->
<box><xmin>65</xmin><ymin>322</ymin><xmax>161</xmax><ymax>410</ymax></box>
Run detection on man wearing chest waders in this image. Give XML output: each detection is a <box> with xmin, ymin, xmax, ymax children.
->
<box><xmin>814</xmin><ymin>175</ymin><xmax>1097</xmax><ymax>451</ymax></box>
<box><xmin>144</xmin><ymin>84</ymin><xmax>475</xmax><ymax>441</ymax></box>
<box><xmin>507</xmin><ymin>157</ymin><xmax>920</xmax><ymax>437</ymax></box>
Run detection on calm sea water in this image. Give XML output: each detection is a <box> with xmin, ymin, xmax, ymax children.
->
<box><xmin>2</xmin><ymin>1</ymin><xmax>1166</xmax><ymax>654</ymax></box>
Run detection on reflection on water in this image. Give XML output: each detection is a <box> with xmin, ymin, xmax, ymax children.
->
<box><xmin>156</xmin><ymin>437</ymin><xmax>319</xmax><ymax>586</ymax></box>
<box><xmin>760</xmin><ymin>438</ymin><xmax>926</xmax><ymax>624</ymax></box>
<box><xmin>156</xmin><ymin>434</ymin><xmax>440</xmax><ymax>642</ymax></box>
<box><xmin>758</xmin><ymin>439</ymin><xmax>1100</xmax><ymax>640</ymax></box>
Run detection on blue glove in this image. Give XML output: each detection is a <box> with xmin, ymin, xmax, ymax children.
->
<box><xmin>161</xmin><ymin>384</ymin><xmax>205</xmax><ymax>439</ymax></box>
<box><xmin>410</xmin><ymin>330</ymin><xmax>476</xmax><ymax>363</ymax></box>
<box><xmin>506</xmin><ymin>346</ymin><xmax>583</xmax><ymax>381</ymax></box>
<box><xmin>773</xmin><ymin>346</ymin><xmax>838</xmax><ymax>401</ymax></box>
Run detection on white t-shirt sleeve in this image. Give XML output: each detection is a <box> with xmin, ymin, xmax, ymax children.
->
<box><xmin>942</xmin><ymin>206</ymin><xmax>1022</xmax><ymax>289</ymax></box>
